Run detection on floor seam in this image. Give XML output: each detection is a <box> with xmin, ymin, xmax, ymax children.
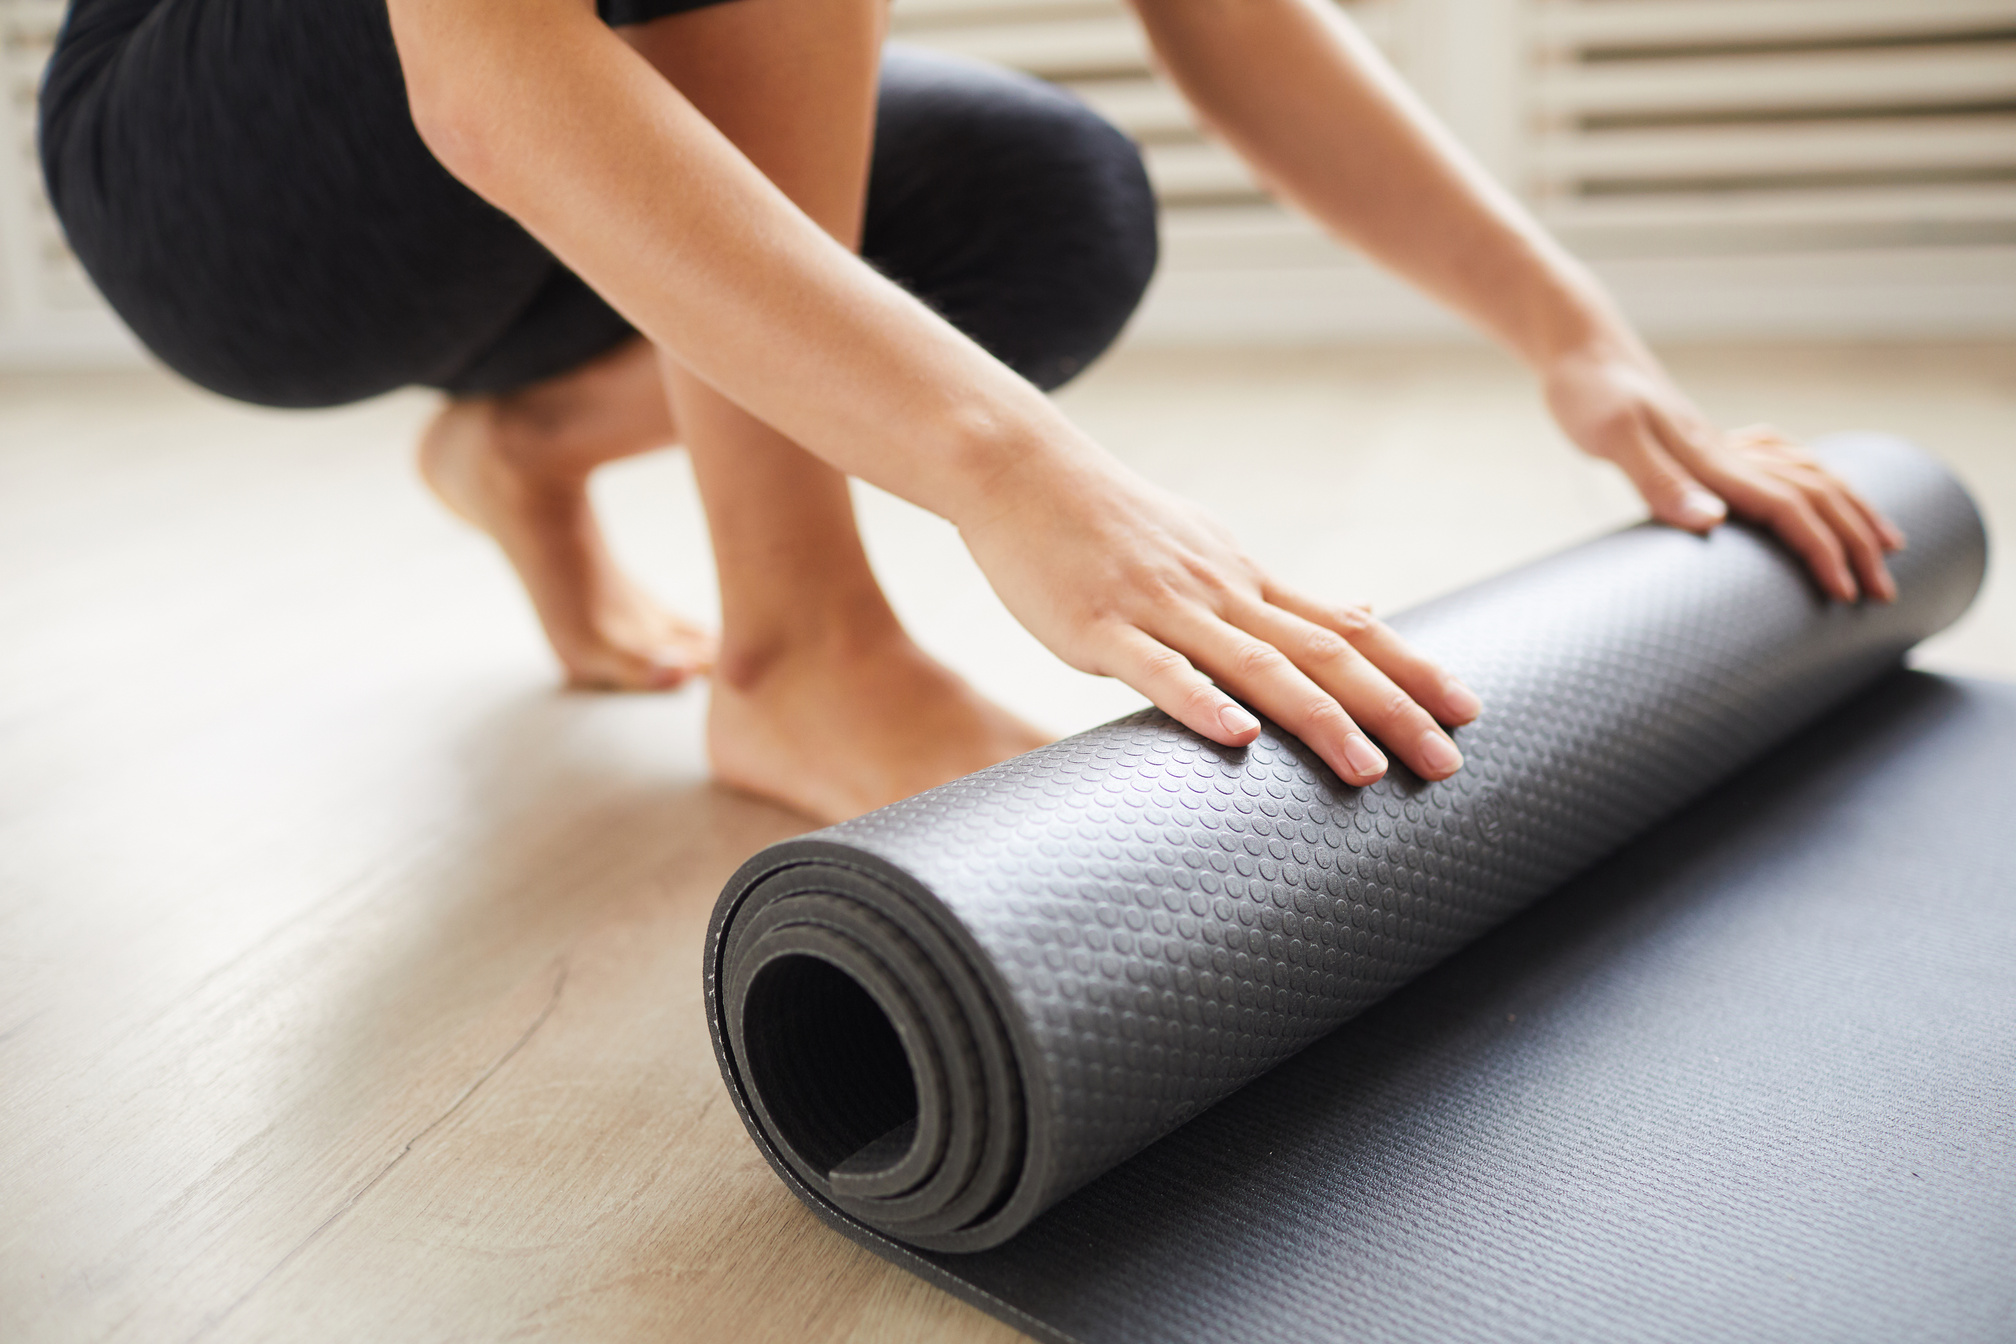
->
<box><xmin>178</xmin><ymin>961</ymin><xmax>570</xmax><ymax>1344</ymax></box>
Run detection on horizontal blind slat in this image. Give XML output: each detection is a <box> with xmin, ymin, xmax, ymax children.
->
<box><xmin>1532</xmin><ymin>117</ymin><xmax>2016</xmax><ymax>182</ymax></box>
<box><xmin>1532</xmin><ymin>0</ymin><xmax>2016</xmax><ymax>51</ymax></box>
<box><xmin>1534</xmin><ymin>45</ymin><xmax>2016</xmax><ymax>119</ymax></box>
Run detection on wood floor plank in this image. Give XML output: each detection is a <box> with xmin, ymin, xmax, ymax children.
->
<box><xmin>4</xmin><ymin>345</ymin><xmax>2010</xmax><ymax>1343</ymax></box>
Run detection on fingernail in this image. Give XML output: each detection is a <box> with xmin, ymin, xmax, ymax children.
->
<box><xmin>1418</xmin><ymin>730</ymin><xmax>1463</xmax><ymax>777</ymax></box>
<box><xmin>1680</xmin><ymin>488</ymin><xmax>1727</xmax><ymax>529</ymax></box>
<box><xmin>1878</xmin><ymin>570</ymin><xmax>1898</xmax><ymax>603</ymax></box>
<box><xmin>1219</xmin><ymin>702</ymin><xmax>1261</xmax><ymax>739</ymax></box>
<box><xmin>1442</xmin><ymin>677</ymin><xmax>1483</xmax><ymax>723</ymax></box>
<box><xmin>1341</xmin><ymin>733</ymin><xmax>1387</xmax><ymax>780</ymax></box>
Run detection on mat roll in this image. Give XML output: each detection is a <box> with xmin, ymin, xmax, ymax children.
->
<box><xmin>704</xmin><ymin>433</ymin><xmax>1986</xmax><ymax>1260</ymax></box>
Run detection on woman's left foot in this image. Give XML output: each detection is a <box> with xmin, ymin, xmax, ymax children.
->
<box><xmin>418</xmin><ymin>392</ymin><xmax>716</xmax><ymax>690</ymax></box>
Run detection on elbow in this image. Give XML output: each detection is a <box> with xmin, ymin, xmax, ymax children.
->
<box><xmin>389</xmin><ymin>0</ymin><xmax>600</xmax><ymax>205</ymax></box>
<box><xmin>388</xmin><ymin>0</ymin><xmax>516</xmax><ymax>194</ymax></box>
<box><xmin>403</xmin><ymin>71</ymin><xmax>501</xmax><ymax>191</ymax></box>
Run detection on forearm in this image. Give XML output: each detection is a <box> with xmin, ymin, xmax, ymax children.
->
<box><xmin>1129</xmin><ymin>0</ymin><xmax>1633</xmax><ymax>367</ymax></box>
<box><xmin>387</xmin><ymin>0</ymin><xmax>1103</xmax><ymax>524</ymax></box>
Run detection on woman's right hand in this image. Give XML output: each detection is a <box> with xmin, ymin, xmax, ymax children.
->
<box><xmin>958</xmin><ymin>458</ymin><xmax>1481</xmax><ymax>787</ymax></box>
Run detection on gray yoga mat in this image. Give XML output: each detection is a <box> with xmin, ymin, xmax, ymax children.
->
<box><xmin>705</xmin><ymin>433</ymin><xmax>2012</xmax><ymax>1342</ymax></box>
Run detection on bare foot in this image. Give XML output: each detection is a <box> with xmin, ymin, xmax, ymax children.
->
<box><xmin>418</xmin><ymin>366</ymin><xmax>715</xmax><ymax>691</ymax></box>
<box><xmin>708</xmin><ymin>629</ymin><xmax>1050</xmax><ymax>823</ymax></box>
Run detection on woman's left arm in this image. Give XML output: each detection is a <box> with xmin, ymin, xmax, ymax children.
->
<box><xmin>1127</xmin><ymin>0</ymin><xmax>1901</xmax><ymax>601</ymax></box>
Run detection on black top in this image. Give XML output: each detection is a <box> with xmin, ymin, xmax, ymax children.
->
<box><xmin>598</xmin><ymin>0</ymin><xmax>741</xmax><ymax>25</ymax></box>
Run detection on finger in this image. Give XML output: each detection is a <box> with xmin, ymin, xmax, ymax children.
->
<box><xmin>1100</xmin><ymin>626</ymin><xmax>1264</xmax><ymax>749</ymax></box>
<box><xmin>1803</xmin><ymin>478</ymin><xmax>1896</xmax><ymax>602</ymax></box>
<box><xmin>1610</xmin><ymin>422</ymin><xmax>1728</xmax><ymax>533</ymax></box>
<box><xmin>1262</xmin><ymin>581</ymin><xmax>1481</xmax><ymax>726</ymax></box>
<box><xmin>1783</xmin><ymin>464</ymin><xmax>1907</xmax><ymax>554</ymax></box>
<box><xmin>1859</xmin><ymin>495</ymin><xmax>1907</xmax><ymax>552</ymax></box>
<box><xmin>1146</xmin><ymin>608</ymin><xmax>1393</xmax><ymax>786</ymax></box>
<box><xmin>1717</xmin><ymin>476</ymin><xmax>1859</xmax><ymax>602</ymax></box>
<box><xmin>1225</xmin><ymin>598</ymin><xmax>1466</xmax><ymax>781</ymax></box>
<box><xmin>1731</xmin><ymin>427</ymin><xmax>1906</xmax><ymax>551</ymax></box>
<box><xmin>1835</xmin><ymin>480</ymin><xmax>1907</xmax><ymax>552</ymax></box>
<box><xmin>1669</xmin><ymin>422</ymin><xmax>1857</xmax><ymax>599</ymax></box>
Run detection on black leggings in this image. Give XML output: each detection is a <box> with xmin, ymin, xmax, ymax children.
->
<box><xmin>38</xmin><ymin>1</ymin><xmax>1159</xmax><ymax>408</ymax></box>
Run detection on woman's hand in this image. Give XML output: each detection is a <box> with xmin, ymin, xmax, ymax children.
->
<box><xmin>1542</xmin><ymin>340</ymin><xmax>1905</xmax><ymax>603</ymax></box>
<box><xmin>960</xmin><ymin>460</ymin><xmax>1481</xmax><ymax>787</ymax></box>
<box><xmin>1121</xmin><ymin>0</ymin><xmax>1901</xmax><ymax>605</ymax></box>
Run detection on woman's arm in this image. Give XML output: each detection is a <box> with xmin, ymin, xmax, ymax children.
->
<box><xmin>1128</xmin><ymin>0</ymin><xmax>1902</xmax><ymax>602</ymax></box>
<box><xmin>390</xmin><ymin>0</ymin><xmax>1068</xmax><ymax>524</ymax></box>
<box><xmin>385</xmin><ymin>0</ymin><xmax>1480</xmax><ymax>786</ymax></box>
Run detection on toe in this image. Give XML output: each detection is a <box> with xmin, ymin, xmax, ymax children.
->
<box><xmin>642</xmin><ymin>651</ymin><xmax>703</xmax><ymax>690</ymax></box>
<box><xmin>563</xmin><ymin>644</ymin><xmax>705</xmax><ymax>693</ymax></box>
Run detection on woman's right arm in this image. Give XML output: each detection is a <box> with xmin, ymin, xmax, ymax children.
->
<box><xmin>391</xmin><ymin>0</ymin><xmax>1067</xmax><ymax>521</ymax></box>
<box><xmin>386</xmin><ymin>0</ymin><xmax>1481</xmax><ymax>785</ymax></box>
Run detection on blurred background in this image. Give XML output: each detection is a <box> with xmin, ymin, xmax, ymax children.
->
<box><xmin>2</xmin><ymin>0</ymin><xmax>2013</xmax><ymax>735</ymax></box>
<box><xmin>6</xmin><ymin>0</ymin><xmax>2016</xmax><ymax>357</ymax></box>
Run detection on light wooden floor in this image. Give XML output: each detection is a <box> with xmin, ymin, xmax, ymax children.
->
<box><xmin>3</xmin><ymin>342</ymin><xmax>2011</xmax><ymax>1343</ymax></box>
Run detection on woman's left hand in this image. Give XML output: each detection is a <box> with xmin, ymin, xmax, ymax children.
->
<box><xmin>1540</xmin><ymin>339</ymin><xmax>1906</xmax><ymax>603</ymax></box>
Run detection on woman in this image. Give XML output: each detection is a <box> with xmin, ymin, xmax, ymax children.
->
<box><xmin>39</xmin><ymin>0</ymin><xmax>1900</xmax><ymax>822</ymax></box>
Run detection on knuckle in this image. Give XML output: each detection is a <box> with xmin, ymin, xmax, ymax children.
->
<box><xmin>1801</xmin><ymin>478</ymin><xmax>1843</xmax><ymax>508</ymax></box>
<box><xmin>1137</xmin><ymin>645</ymin><xmax>1189</xmax><ymax>681</ymax></box>
<box><xmin>1300</xmin><ymin>698</ymin><xmax>1352</xmax><ymax>735</ymax></box>
<box><xmin>1829</xmin><ymin>506</ymin><xmax>1872</xmax><ymax>543</ymax></box>
<box><xmin>1759</xmin><ymin>489</ymin><xmax>1804</xmax><ymax>524</ymax></box>
<box><xmin>1233</xmin><ymin>641</ymin><xmax>1288</xmax><ymax>679</ymax></box>
<box><xmin>1775</xmin><ymin>508</ymin><xmax>1816</xmax><ymax>537</ymax></box>
<box><xmin>1375</xmin><ymin>688</ymin><xmax>1420</xmax><ymax>726</ymax></box>
<box><xmin>1330</xmin><ymin>604</ymin><xmax>1377</xmax><ymax>637</ymax></box>
<box><xmin>1178</xmin><ymin>680</ymin><xmax>1223</xmax><ymax>717</ymax></box>
<box><xmin>1182</xmin><ymin>558</ymin><xmax>1238</xmax><ymax>600</ymax></box>
<box><xmin>1123</xmin><ymin>562</ymin><xmax>1185</xmax><ymax>607</ymax></box>
<box><xmin>1299</xmin><ymin>626</ymin><xmax>1353</xmax><ymax>665</ymax></box>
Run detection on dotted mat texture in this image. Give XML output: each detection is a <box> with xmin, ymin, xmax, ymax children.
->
<box><xmin>925</xmin><ymin>670</ymin><xmax>2016</xmax><ymax>1344</ymax></box>
<box><xmin>706</xmin><ymin>435</ymin><xmax>1988</xmax><ymax>1276</ymax></box>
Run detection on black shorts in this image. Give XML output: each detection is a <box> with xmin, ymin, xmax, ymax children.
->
<box><xmin>38</xmin><ymin>0</ymin><xmax>1158</xmax><ymax>407</ymax></box>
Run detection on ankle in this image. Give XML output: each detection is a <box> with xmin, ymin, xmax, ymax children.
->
<box><xmin>716</xmin><ymin>596</ymin><xmax>908</xmax><ymax>693</ymax></box>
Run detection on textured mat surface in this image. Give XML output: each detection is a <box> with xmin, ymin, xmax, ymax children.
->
<box><xmin>914</xmin><ymin>668</ymin><xmax>2016</xmax><ymax>1343</ymax></box>
<box><xmin>705</xmin><ymin>434</ymin><xmax>2010</xmax><ymax>1338</ymax></box>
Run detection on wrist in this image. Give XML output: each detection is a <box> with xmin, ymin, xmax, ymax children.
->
<box><xmin>936</xmin><ymin>401</ymin><xmax>1115</xmax><ymax>535</ymax></box>
<box><xmin>1495</xmin><ymin>244</ymin><xmax>1643</xmax><ymax>375</ymax></box>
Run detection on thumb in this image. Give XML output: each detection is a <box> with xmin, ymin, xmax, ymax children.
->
<box><xmin>1613</xmin><ymin>431</ymin><xmax>1727</xmax><ymax>534</ymax></box>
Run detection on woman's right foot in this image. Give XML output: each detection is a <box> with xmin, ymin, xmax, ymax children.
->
<box><xmin>708</xmin><ymin>628</ymin><xmax>1050</xmax><ymax>823</ymax></box>
<box><xmin>418</xmin><ymin>386</ymin><xmax>715</xmax><ymax>691</ymax></box>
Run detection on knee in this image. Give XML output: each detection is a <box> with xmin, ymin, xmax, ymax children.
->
<box><xmin>867</xmin><ymin>47</ymin><xmax>1159</xmax><ymax>390</ymax></box>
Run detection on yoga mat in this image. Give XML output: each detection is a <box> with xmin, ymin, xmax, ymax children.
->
<box><xmin>706</xmin><ymin>433</ymin><xmax>2011</xmax><ymax>1340</ymax></box>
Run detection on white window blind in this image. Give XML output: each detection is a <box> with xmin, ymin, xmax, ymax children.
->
<box><xmin>1528</xmin><ymin>0</ymin><xmax>2016</xmax><ymax>257</ymax></box>
<box><xmin>894</xmin><ymin>0</ymin><xmax>2016</xmax><ymax>341</ymax></box>
<box><xmin>1</xmin><ymin>0</ymin><xmax>2010</xmax><ymax>366</ymax></box>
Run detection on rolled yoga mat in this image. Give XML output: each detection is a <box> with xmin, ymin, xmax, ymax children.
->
<box><xmin>706</xmin><ymin>434</ymin><xmax>2013</xmax><ymax>1341</ymax></box>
